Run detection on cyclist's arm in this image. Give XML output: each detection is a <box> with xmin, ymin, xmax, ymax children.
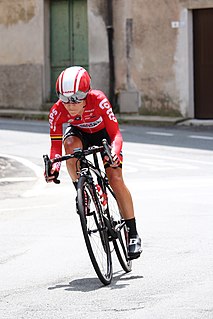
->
<box><xmin>99</xmin><ymin>98</ymin><xmax>123</xmax><ymax>161</ymax></box>
<box><xmin>50</xmin><ymin>127</ymin><xmax>63</xmax><ymax>159</ymax></box>
<box><xmin>49</xmin><ymin>105</ymin><xmax>63</xmax><ymax>173</ymax></box>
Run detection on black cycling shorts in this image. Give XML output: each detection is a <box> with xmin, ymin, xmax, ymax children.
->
<box><xmin>63</xmin><ymin>126</ymin><xmax>122</xmax><ymax>169</ymax></box>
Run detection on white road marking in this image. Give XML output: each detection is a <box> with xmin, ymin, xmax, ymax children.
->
<box><xmin>188</xmin><ymin>135</ymin><xmax>213</xmax><ymax>140</ymax></box>
<box><xmin>139</xmin><ymin>158</ymin><xmax>198</xmax><ymax>170</ymax></box>
<box><xmin>0</xmin><ymin>177</ymin><xmax>37</xmax><ymax>183</ymax></box>
<box><xmin>125</xmin><ymin>160</ymin><xmax>197</xmax><ymax>171</ymax></box>
<box><xmin>0</xmin><ymin>153</ymin><xmax>44</xmax><ymax>197</ymax></box>
<box><xmin>127</xmin><ymin>176</ymin><xmax>213</xmax><ymax>191</ymax></box>
<box><xmin>146</xmin><ymin>131</ymin><xmax>174</xmax><ymax>136</ymax></box>
<box><xmin>123</xmin><ymin>144</ymin><xmax>213</xmax><ymax>172</ymax></box>
<box><xmin>146</xmin><ymin>131</ymin><xmax>213</xmax><ymax>140</ymax></box>
<box><xmin>0</xmin><ymin>153</ymin><xmax>42</xmax><ymax>177</ymax></box>
<box><xmin>124</xmin><ymin>150</ymin><xmax>213</xmax><ymax>166</ymax></box>
<box><xmin>0</xmin><ymin>205</ymin><xmax>56</xmax><ymax>213</ymax></box>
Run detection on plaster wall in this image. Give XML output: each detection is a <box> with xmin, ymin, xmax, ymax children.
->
<box><xmin>87</xmin><ymin>0</ymin><xmax>109</xmax><ymax>96</ymax></box>
<box><xmin>0</xmin><ymin>0</ymin><xmax>45</xmax><ymax>109</ymax></box>
<box><xmin>113</xmin><ymin>0</ymin><xmax>213</xmax><ymax>116</ymax></box>
<box><xmin>1</xmin><ymin>0</ymin><xmax>213</xmax><ymax>115</ymax></box>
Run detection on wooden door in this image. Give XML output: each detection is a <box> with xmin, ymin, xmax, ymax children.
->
<box><xmin>193</xmin><ymin>9</ymin><xmax>213</xmax><ymax>119</ymax></box>
<box><xmin>50</xmin><ymin>0</ymin><xmax>89</xmax><ymax>101</ymax></box>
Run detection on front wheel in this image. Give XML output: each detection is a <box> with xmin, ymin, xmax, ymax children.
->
<box><xmin>77</xmin><ymin>176</ymin><xmax>112</xmax><ymax>285</ymax></box>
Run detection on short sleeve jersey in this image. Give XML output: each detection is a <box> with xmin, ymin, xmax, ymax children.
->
<box><xmin>49</xmin><ymin>89</ymin><xmax>123</xmax><ymax>160</ymax></box>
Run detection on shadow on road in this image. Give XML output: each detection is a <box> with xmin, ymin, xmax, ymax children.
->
<box><xmin>48</xmin><ymin>272</ymin><xmax>144</xmax><ymax>292</ymax></box>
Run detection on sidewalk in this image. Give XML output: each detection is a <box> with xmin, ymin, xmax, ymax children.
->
<box><xmin>118</xmin><ymin>114</ymin><xmax>213</xmax><ymax>127</ymax></box>
<box><xmin>0</xmin><ymin>108</ymin><xmax>213</xmax><ymax>127</ymax></box>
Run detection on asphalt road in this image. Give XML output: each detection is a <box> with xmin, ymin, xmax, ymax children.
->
<box><xmin>0</xmin><ymin>117</ymin><xmax>213</xmax><ymax>150</ymax></box>
<box><xmin>0</xmin><ymin>119</ymin><xmax>213</xmax><ymax>319</ymax></box>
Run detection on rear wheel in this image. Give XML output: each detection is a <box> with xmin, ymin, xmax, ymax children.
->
<box><xmin>77</xmin><ymin>176</ymin><xmax>112</xmax><ymax>285</ymax></box>
<box><xmin>106</xmin><ymin>185</ymin><xmax>132</xmax><ymax>273</ymax></box>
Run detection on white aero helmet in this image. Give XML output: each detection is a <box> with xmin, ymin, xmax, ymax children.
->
<box><xmin>56</xmin><ymin>66</ymin><xmax>91</xmax><ymax>103</ymax></box>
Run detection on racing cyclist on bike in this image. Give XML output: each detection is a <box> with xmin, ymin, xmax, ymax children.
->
<box><xmin>45</xmin><ymin>66</ymin><xmax>142</xmax><ymax>260</ymax></box>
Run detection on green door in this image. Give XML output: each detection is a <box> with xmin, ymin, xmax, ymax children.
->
<box><xmin>50</xmin><ymin>0</ymin><xmax>89</xmax><ymax>101</ymax></box>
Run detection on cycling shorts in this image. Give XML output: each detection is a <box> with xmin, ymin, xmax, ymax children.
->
<box><xmin>63</xmin><ymin>126</ymin><xmax>122</xmax><ymax>168</ymax></box>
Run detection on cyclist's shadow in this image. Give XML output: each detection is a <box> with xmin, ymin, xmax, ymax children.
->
<box><xmin>48</xmin><ymin>272</ymin><xmax>144</xmax><ymax>292</ymax></box>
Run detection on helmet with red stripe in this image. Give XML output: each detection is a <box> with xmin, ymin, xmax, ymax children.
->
<box><xmin>56</xmin><ymin>66</ymin><xmax>91</xmax><ymax>103</ymax></box>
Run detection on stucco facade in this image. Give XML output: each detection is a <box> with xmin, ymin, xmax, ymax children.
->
<box><xmin>0</xmin><ymin>0</ymin><xmax>213</xmax><ymax>117</ymax></box>
<box><xmin>0</xmin><ymin>0</ymin><xmax>46</xmax><ymax>109</ymax></box>
<box><xmin>113</xmin><ymin>0</ymin><xmax>213</xmax><ymax>117</ymax></box>
<box><xmin>87</xmin><ymin>0</ymin><xmax>109</xmax><ymax>97</ymax></box>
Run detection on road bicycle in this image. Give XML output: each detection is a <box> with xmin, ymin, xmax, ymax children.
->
<box><xmin>43</xmin><ymin>139</ymin><xmax>132</xmax><ymax>285</ymax></box>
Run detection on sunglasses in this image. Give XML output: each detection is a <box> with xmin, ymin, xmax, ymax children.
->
<box><xmin>57</xmin><ymin>91</ymin><xmax>88</xmax><ymax>104</ymax></box>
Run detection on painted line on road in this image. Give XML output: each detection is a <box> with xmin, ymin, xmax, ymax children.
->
<box><xmin>145</xmin><ymin>131</ymin><xmax>213</xmax><ymax>140</ymax></box>
<box><xmin>146</xmin><ymin>131</ymin><xmax>174</xmax><ymax>136</ymax></box>
<box><xmin>188</xmin><ymin>135</ymin><xmax>213</xmax><ymax>141</ymax></box>
<box><xmin>0</xmin><ymin>153</ymin><xmax>42</xmax><ymax>177</ymax></box>
<box><xmin>124</xmin><ymin>150</ymin><xmax>213</xmax><ymax>166</ymax></box>
<box><xmin>0</xmin><ymin>204</ymin><xmax>56</xmax><ymax>213</ymax></box>
<box><xmin>125</xmin><ymin>159</ymin><xmax>198</xmax><ymax>171</ymax></box>
<box><xmin>0</xmin><ymin>177</ymin><xmax>37</xmax><ymax>183</ymax></box>
<box><xmin>0</xmin><ymin>153</ymin><xmax>45</xmax><ymax>197</ymax></box>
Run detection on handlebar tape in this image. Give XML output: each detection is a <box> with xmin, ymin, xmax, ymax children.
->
<box><xmin>43</xmin><ymin>154</ymin><xmax>60</xmax><ymax>184</ymax></box>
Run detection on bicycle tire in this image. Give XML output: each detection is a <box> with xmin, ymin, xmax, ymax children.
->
<box><xmin>77</xmin><ymin>176</ymin><xmax>113</xmax><ymax>285</ymax></box>
<box><xmin>106</xmin><ymin>185</ymin><xmax>132</xmax><ymax>273</ymax></box>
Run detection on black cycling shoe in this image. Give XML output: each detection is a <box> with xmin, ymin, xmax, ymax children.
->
<box><xmin>128</xmin><ymin>234</ymin><xmax>142</xmax><ymax>260</ymax></box>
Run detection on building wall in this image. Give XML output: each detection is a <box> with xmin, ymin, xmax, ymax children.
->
<box><xmin>113</xmin><ymin>0</ymin><xmax>183</xmax><ymax>115</ymax></box>
<box><xmin>0</xmin><ymin>0</ymin><xmax>45</xmax><ymax>109</ymax></box>
<box><xmin>0</xmin><ymin>0</ymin><xmax>213</xmax><ymax>116</ymax></box>
<box><xmin>113</xmin><ymin>0</ymin><xmax>213</xmax><ymax>116</ymax></box>
<box><xmin>87</xmin><ymin>0</ymin><xmax>109</xmax><ymax>96</ymax></box>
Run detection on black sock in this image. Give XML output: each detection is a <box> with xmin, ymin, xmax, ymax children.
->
<box><xmin>125</xmin><ymin>218</ymin><xmax>138</xmax><ymax>237</ymax></box>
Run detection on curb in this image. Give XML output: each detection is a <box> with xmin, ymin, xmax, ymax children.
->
<box><xmin>0</xmin><ymin>109</ymin><xmax>49</xmax><ymax>121</ymax></box>
<box><xmin>117</xmin><ymin>115</ymin><xmax>183</xmax><ymax>126</ymax></box>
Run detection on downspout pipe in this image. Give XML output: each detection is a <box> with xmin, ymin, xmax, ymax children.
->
<box><xmin>106</xmin><ymin>0</ymin><xmax>115</xmax><ymax>107</ymax></box>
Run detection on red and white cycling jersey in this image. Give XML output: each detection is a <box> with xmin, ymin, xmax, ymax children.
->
<box><xmin>49</xmin><ymin>90</ymin><xmax>123</xmax><ymax>162</ymax></box>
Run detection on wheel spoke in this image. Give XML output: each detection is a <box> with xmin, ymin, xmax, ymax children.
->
<box><xmin>77</xmin><ymin>178</ymin><xmax>112</xmax><ymax>285</ymax></box>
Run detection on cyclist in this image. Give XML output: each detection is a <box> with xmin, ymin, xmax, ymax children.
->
<box><xmin>45</xmin><ymin>66</ymin><xmax>142</xmax><ymax>260</ymax></box>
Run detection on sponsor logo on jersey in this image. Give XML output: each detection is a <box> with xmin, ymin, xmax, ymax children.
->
<box><xmin>99</xmin><ymin>98</ymin><xmax>117</xmax><ymax>122</ymax></box>
<box><xmin>99</xmin><ymin>98</ymin><xmax>110</xmax><ymax>110</ymax></box>
<box><xmin>49</xmin><ymin>108</ymin><xmax>60</xmax><ymax>131</ymax></box>
<box><xmin>84</xmin><ymin>109</ymin><xmax>95</xmax><ymax>113</ymax></box>
<box><xmin>76</xmin><ymin>116</ymin><xmax>103</xmax><ymax>129</ymax></box>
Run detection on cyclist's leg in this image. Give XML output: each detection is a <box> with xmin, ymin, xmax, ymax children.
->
<box><xmin>89</xmin><ymin>128</ymin><xmax>135</xmax><ymax>221</ymax></box>
<box><xmin>106</xmin><ymin>166</ymin><xmax>142</xmax><ymax>259</ymax></box>
<box><xmin>63</xmin><ymin>126</ymin><xmax>84</xmax><ymax>181</ymax></box>
<box><xmin>105</xmin><ymin>167</ymin><xmax>134</xmax><ymax>220</ymax></box>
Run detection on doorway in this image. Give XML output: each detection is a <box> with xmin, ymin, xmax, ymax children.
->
<box><xmin>193</xmin><ymin>9</ymin><xmax>213</xmax><ymax>119</ymax></box>
<box><xmin>50</xmin><ymin>0</ymin><xmax>89</xmax><ymax>101</ymax></box>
